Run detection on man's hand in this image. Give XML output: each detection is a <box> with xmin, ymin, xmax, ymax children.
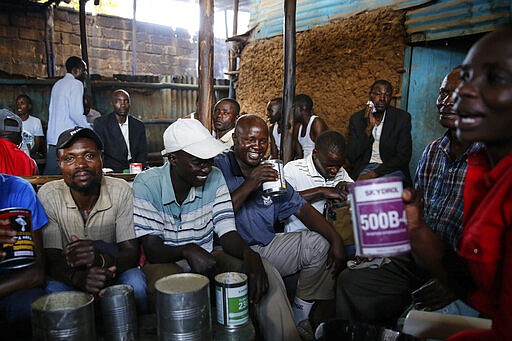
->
<box><xmin>326</xmin><ymin>238</ymin><xmax>346</xmax><ymax>278</ymax></box>
<box><xmin>242</xmin><ymin>249</ymin><xmax>268</xmax><ymax>304</ymax></box>
<box><xmin>244</xmin><ymin>163</ymin><xmax>278</xmax><ymax>192</ymax></box>
<box><xmin>402</xmin><ymin>188</ymin><xmax>425</xmax><ymax>233</ymax></box>
<box><xmin>80</xmin><ymin>266</ymin><xmax>117</xmax><ymax>294</ymax></box>
<box><xmin>334</xmin><ymin>181</ymin><xmax>350</xmax><ymax>201</ymax></box>
<box><xmin>0</xmin><ymin>218</ymin><xmax>16</xmax><ymax>246</ymax></box>
<box><xmin>317</xmin><ymin>187</ymin><xmax>345</xmax><ymax>202</ymax></box>
<box><xmin>412</xmin><ymin>278</ymin><xmax>456</xmax><ymax>311</ymax></box>
<box><xmin>182</xmin><ymin>244</ymin><xmax>216</xmax><ymax>277</ymax></box>
<box><xmin>64</xmin><ymin>235</ymin><xmax>97</xmax><ymax>268</ymax></box>
<box><xmin>364</xmin><ymin>105</ymin><xmax>377</xmax><ymax>136</ymax></box>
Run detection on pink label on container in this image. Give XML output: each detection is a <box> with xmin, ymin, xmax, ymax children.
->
<box><xmin>349</xmin><ymin>177</ymin><xmax>410</xmax><ymax>256</ymax></box>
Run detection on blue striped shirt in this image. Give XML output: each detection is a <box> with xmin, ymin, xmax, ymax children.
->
<box><xmin>133</xmin><ymin>162</ymin><xmax>236</xmax><ymax>252</ymax></box>
<box><xmin>415</xmin><ymin>132</ymin><xmax>481</xmax><ymax>251</ymax></box>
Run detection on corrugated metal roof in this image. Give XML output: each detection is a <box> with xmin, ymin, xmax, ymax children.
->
<box><xmin>405</xmin><ymin>0</ymin><xmax>511</xmax><ymax>42</ymax></box>
<box><xmin>247</xmin><ymin>0</ymin><xmax>431</xmax><ymax>40</ymax></box>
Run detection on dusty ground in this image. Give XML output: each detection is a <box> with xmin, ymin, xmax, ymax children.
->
<box><xmin>236</xmin><ymin>8</ymin><xmax>407</xmax><ymax>136</ymax></box>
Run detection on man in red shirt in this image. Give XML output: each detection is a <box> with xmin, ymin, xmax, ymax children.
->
<box><xmin>0</xmin><ymin>109</ymin><xmax>38</xmax><ymax>176</ymax></box>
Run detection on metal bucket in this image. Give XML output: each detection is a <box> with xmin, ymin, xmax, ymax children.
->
<box><xmin>155</xmin><ymin>273</ymin><xmax>212</xmax><ymax>341</ymax></box>
<box><xmin>31</xmin><ymin>291</ymin><xmax>96</xmax><ymax>341</ymax></box>
<box><xmin>99</xmin><ymin>284</ymin><xmax>138</xmax><ymax>341</ymax></box>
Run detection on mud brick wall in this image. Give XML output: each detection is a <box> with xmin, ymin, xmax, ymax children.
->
<box><xmin>0</xmin><ymin>6</ymin><xmax>227</xmax><ymax>79</ymax></box>
<box><xmin>236</xmin><ymin>8</ymin><xmax>407</xmax><ymax>136</ymax></box>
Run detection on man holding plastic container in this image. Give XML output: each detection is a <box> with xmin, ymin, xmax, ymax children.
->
<box><xmin>133</xmin><ymin>119</ymin><xmax>305</xmax><ymax>341</ymax></box>
<box><xmin>0</xmin><ymin>174</ymin><xmax>47</xmax><ymax>338</ymax></box>
<box><xmin>336</xmin><ymin>67</ymin><xmax>481</xmax><ymax>327</ymax></box>
<box><xmin>214</xmin><ymin>114</ymin><xmax>346</xmax><ymax>339</ymax></box>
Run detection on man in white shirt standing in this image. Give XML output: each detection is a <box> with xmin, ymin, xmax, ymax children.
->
<box><xmin>45</xmin><ymin>56</ymin><xmax>89</xmax><ymax>175</ymax></box>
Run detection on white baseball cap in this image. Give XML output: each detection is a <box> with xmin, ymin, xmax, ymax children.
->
<box><xmin>161</xmin><ymin>118</ymin><xmax>227</xmax><ymax>159</ymax></box>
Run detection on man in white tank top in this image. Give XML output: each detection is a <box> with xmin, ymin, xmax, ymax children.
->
<box><xmin>267</xmin><ymin>97</ymin><xmax>283</xmax><ymax>159</ymax></box>
<box><xmin>293</xmin><ymin>94</ymin><xmax>328</xmax><ymax>158</ymax></box>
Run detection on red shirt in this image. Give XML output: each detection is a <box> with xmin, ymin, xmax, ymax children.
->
<box><xmin>0</xmin><ymin>138</ymin><xmax>37</xmax><ymax>176</ymax></box>
<box><xmin>448</xmin><ymin>149</ymin><xmax>512</xmax><ymax>340</ymax></box>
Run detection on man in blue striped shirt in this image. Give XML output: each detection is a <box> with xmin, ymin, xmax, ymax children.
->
<box><xmin>134</xmin><ymin>119</ymin><xmax>304</xmax><ymax>339</ymax></box>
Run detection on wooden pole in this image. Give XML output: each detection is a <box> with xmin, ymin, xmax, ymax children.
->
<box><xmin>280</xmin><ymin>0</ymin><xmax>296</xmax><ymax>164</ymax></box>
<box><xmin>198</xmin><ymin>0</ymin><xmax>215</xmax><ymax>131</ymax></box>
<box><xmin>132</xmin><ymin>0</ymin><xmax>137</xmax><ymax>75</ymax></box>
<box><xmin>228</xmin><ymin>0</ymin><xmax>239</xmax><ymax>99</ymax></box>
<box><xmin>79</xmin><ymin>0</ymin><xmax>91</xmax><ymax>97</ymax></box>
<box><xmin>232</xmin><ymin>0</ymin><xmax>239</xmax><ymax>37</ymax></box>
<box><xmin>44</xmin><ymin>5</ymin><xmax>56</xmax><ymax>78</ymax></box>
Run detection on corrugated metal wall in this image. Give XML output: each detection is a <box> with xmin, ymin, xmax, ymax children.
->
<box><xmin>406</xmin><ymin>0</ymin><xmax>512</xmax><ymax>42</ymax></box>
<box><xmin>248</xmin><ymin>0</ymin><xmax>430</xmax><ymax>40</ymax></box>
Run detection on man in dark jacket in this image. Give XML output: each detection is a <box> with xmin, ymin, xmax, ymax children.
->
<box><xmin>93</xmin><ymin>89</ymin><xmax>147</xmax><ymax>172</ymax></box>
<box><xmin>346</xmin><ymin>80</ymin><xmax>412</xmax><ymax>185</ymax></box>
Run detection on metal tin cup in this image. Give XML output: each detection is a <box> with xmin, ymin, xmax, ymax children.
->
<box><xmin>215</xmin><ymin>272</ymin><xmax>249</xmax><ymax>328</ymax></box>
<box><xmin>99</xmin><ymin>284</ymin><xmax>138</xmax><ymax>341</ymax></box>
<box><xmin>31</xmin><ymin>291</ymin><xmax>96</xmax><ymax>341</ymax></box>
<box><xmin>155</xmin><ymin>273</ymin><xmax>212</xmax><ymax>341</ymax></box>
<box><xmin>261</xmin><ymin>159</ymin><xmax>286</xmax><ymax>196</ymax></box>
<box><xmin>0</xmin><ymin>207</ymin><xmax>35</xmax><ymax>269</ymax></box>
<box><xmin>349</xmin><ymin>177</ymin><xmax>411</xmax><ymax>257</ymax></box>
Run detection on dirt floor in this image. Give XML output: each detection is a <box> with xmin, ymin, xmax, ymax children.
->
<box><xmin>236</xmin><ymin>8</ymin><xmax>407</xmax><ymax>136</ymax></box>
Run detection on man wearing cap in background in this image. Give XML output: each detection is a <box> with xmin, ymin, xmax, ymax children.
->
<box><xmin>38</xmin><ymin>127</ymin><xmax>148</xmax><ymax>313</ymax></box>
<box><xmin>0</xmin><ymin>108</ymin><xmax>38</xmax><ymax>176</ymax></box>
<box><xmin>133</xmin><ymin>119</ymin><xmax>303</xmax><ymax>341</ymax></box>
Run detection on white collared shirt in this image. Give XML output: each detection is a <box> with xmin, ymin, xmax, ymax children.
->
<box><xmin>283</xmin><ymin>153</ymin><xmax>353</xmax><ymax>232</ymax></box>
<box><xmin>119</xmin><ymin>117</ymin><xmax>131</xmax><ymax>160</ymax></box>
<box><xmin>370</xmin><ymin>111</ymin><xmax>386</xmax><ymax>164</ymax></box>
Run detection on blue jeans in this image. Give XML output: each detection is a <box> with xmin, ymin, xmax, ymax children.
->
<box><xmin>46</xmin><ymin>267</ymin><xmax>148</xmax><ymax>314</ymax></box>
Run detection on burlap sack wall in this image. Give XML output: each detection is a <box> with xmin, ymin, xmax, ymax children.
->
<box><xmin>236</xmin><ymin>8</ymin><xmax>407</xmax><ymax>136</ymax></box>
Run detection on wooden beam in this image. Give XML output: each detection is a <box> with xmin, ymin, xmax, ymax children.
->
<box><xmin>44</xmin><ymin>5</ymin><xmax>55</xmax><ymax>78</ymax></box>
<box><xmin>280</xmin><ymin>0</ymin><xmax>296</xmax><ymax>164</ymax></box>
<box><xmin>132</xmin><ymin>0</ymin><xmax>137</xmax><ymax>75</ymax></box>
<box><xmin>79</xmin><ymin>0</ymin><xmax>91</xmax><ymax>97</ymax></box>
<box><xmin>198</xmin><ymin>0</ymin><xmax>215</xmax><ymax>131</ymax></box>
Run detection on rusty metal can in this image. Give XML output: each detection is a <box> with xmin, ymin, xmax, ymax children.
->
<box><xmin>261</xmin><ymin>159</ymin><xmax>286</xmax><ymax>196</ymax></box>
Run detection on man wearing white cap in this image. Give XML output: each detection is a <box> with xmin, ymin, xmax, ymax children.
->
<box><xmin>133</xmin><ymin>118</ymin><xmax>301</xmax><ymax>340</ymax></box>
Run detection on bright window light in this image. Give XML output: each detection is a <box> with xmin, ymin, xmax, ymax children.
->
<box><xmin>79</xmin><ymin>0</ymin><xmax>250</xmax><ymax>39</ymax></box>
